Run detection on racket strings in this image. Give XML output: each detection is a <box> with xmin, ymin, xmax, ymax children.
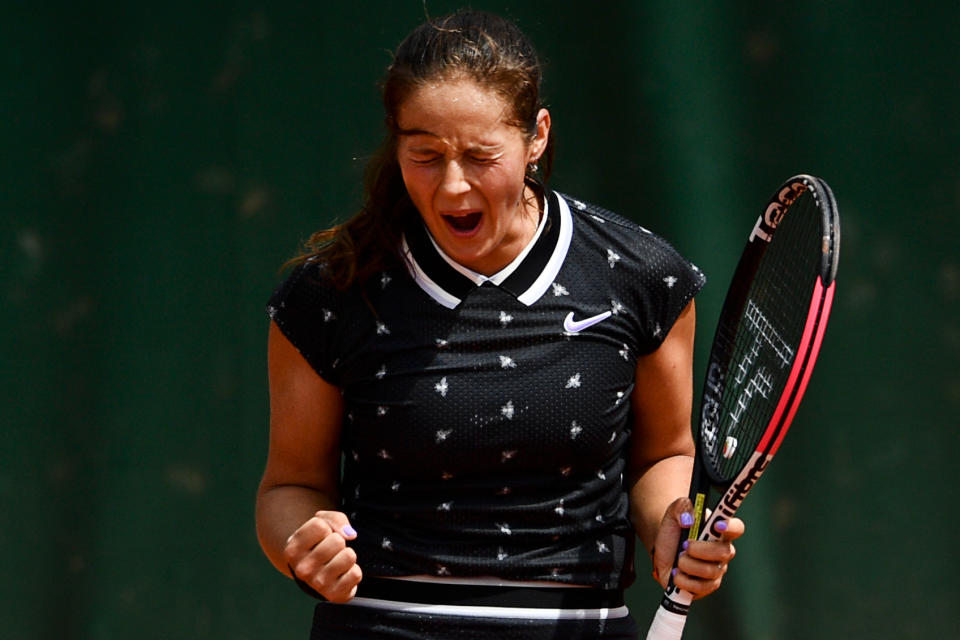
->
<box><xmin>705</xmin><ymin>189</ymin><xmax>823</xmax><ymax>482</ymax></box>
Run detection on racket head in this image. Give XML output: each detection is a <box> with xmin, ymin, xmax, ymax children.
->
<box><xmin>647</xmin><ymin>175</ymin><xmax>840</xmax><ymax>640</ymax></box>
<box><xmin>697</xmin><ymin>175</ymin><xmax>840</xmax><ymax>486</ymax></box>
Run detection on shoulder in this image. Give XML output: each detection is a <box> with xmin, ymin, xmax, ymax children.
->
<box><xmin>554</xmin><ymin>190</ymin><xmax>706</xmax><ymax>352</ymax></box>
<box><xmin>268</xmin><ymin>259</ymin><xmax>329</xmax><ymax>316</ymax></box>
<box><xmin>557</xmin><ymin>191</ymin><xmax>647</xmax><ymax>233</ymax></box>
<box><xmin>556</xmin><ymin>191</ymin><xmax>703</xmax><ymax>276</ymax></box>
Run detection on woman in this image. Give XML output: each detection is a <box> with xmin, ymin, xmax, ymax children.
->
<box><xmin>257</xmin><ymin>10</ymin><xmax>743</xmax><ymax>639</ymax></box>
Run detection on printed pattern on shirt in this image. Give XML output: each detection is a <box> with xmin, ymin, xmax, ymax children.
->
<box><xmin>267</xmin><ymin>190</ymin><xmax>704</xmax><ymax>589</ymax></box>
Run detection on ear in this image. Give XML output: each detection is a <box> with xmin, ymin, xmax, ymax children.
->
<box><xmin>527</xmin><ymin>108</ymin><xmax>551</xmax><ymax>163</ymax></box>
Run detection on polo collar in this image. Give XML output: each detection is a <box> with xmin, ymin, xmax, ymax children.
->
<box><xmin>402</xmin><ymin>189</ymin><xmax>573</xmax><ymax>309</ymax></box>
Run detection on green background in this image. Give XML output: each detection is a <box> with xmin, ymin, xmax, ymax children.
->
<box><xmin>3</xmin><ymin>1</ymin><xmax>958</xmax><ymax>638</ymax></box>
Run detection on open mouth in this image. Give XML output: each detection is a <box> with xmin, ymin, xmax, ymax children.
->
<box><xmin>443</xmin><ymin>211</ymin><xmax>482</xmax><ymax>234</ymax></box>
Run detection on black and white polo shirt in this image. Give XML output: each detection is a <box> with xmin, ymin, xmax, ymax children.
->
<box><xmin>267</xmin><ymin>190</ymin><xmax>705</xmax><ymax>590</ymax></box>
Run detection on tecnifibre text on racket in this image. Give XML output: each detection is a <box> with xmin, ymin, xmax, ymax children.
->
<box><xmin>645</xmin><ymin>174</ymin><xmax>840</xmax><ymax>640</ymax></box>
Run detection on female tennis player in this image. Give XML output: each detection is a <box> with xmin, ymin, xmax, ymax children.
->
<box><xmin>256</xmin><ymin>9</ymin><xmax>743</xmax><ymax>639</ymax></box>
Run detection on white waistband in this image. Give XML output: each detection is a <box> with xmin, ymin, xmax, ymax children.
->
<box><xmin>345</xmin><ymin>597</ymin><xmax>630</xmax><ymax>620</ymax></box>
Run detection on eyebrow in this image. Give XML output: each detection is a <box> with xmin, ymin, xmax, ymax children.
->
<box><xmin>398</xmin><ymin>131</ymin><xmax>503</xmax><ymax>154</ymax></box>
<box><xmin>395</xmin><ymin>127</ymin><xmax>436</xmax><ymax>138</ymax></box>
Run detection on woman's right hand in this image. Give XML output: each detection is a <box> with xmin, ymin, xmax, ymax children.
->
<box><xmin>284</xmin><ymin>511</ymin><xmax>362</xmax><ymax>603</ymax></box>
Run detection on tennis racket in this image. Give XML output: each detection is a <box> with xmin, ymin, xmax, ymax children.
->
<box><xmin>645</xmin><ymin>174</ymin><xmax>840</xmax><ymax>639</ymax></box>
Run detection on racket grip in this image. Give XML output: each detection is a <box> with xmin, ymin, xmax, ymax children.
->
<box><xmin>645</xmin><ymin>590</ymin><xmax>692</xmax><ymax>640</ymax></box>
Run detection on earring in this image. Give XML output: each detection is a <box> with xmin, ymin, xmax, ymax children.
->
<box><xmin>527</xmin><ymin>162</ymin><xmax>539</xmax><ymax>174</ymax></box>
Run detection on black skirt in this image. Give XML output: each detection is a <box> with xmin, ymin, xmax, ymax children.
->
<box><xmin>307</xmin><ymin>578</ymin><xmax>638</xmax><ymax>640</ymax></box>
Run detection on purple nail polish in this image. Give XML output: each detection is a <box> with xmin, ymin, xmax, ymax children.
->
<box><xmin>342</xmin><ymin>525</ymin><xmax>357</xmax><ymax>537</ymax></box>
<box><xmin>680</xmin><ymin>512</ymin><xmax>694</xmax><ymax>527</ymax></box>
<box><xmin>715</xmin><ymin>519</ymin><xmax>728</xmax><ymax>532</ymax></box>
<box><xmin>682</xmin><ymin>540</ymin><xmax>690</xmax><ymax>551</ymax></box>
<box><xmin>671</xmin><ymin>568</ymin><xmax>678</xmax><ymax>577</ymax></box>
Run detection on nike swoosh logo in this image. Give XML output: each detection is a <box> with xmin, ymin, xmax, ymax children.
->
<box><xmin>563</xmin><ymin>310</ymin><xmax>613</xmax><ymax>333</ymax></box>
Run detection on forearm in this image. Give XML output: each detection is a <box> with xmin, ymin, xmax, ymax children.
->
<box><xmin>628</xmin><ymin>453</ymin><xmax>693</xmax><ymax>554</ymax></box>
<box><xmin>255</xmin><ymin>484</ymin><xmax>340</xmax><ymax>576</ymax></box>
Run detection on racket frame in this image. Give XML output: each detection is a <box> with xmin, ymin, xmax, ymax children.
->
<box><xmin>650</xmin><ymin>175</ymin><xmax>840</xmax><ymax>628</ymax></box>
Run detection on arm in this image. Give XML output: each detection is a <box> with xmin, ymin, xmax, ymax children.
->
<box><xmin>255</xmin><ymin>321</ymin><xmax>362</xmax><ymax>602</ymax></box>
<box><xmin>627</xmin><ymin>300</ymin><xmax>744</xmax><ymax>598</ymax></box>
<box><xmin>627</xmin><ymin>300</ymin><xmax>698</xmax><ymax>553</ymax></box>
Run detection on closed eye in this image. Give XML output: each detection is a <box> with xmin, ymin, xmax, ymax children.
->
<box><xmin>408</xmin><ymin>153</ymin><xmax>441</xmax><ymax>165</ymax></box>
<box><xmin>468</xmin><ymin>153</ymin><xmax>500</xmax><ymax>165</ymax></box>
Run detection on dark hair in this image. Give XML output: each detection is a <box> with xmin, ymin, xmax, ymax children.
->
<box><xmin>294</xmin><ymin>10</ymin><xmax>553</xmax><ymax>288</ymax></box>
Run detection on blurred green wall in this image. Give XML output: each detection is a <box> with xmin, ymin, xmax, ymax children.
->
<box><xmin>2</xmin><ymin>2</ymin><xmax>957</xmax><ymax>638</ymax></box>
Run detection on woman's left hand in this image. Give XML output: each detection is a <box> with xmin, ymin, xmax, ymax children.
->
<box><xmin>650</xmin><ymin>498</ymin><xmax>745</xmax><ymax>599</ymax></box>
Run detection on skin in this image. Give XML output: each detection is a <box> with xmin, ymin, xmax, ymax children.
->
<box><xmin>255</xmin><ymin>77</ymin><xmax>743</xmax><ymax>602</ymax></box>
<box><xmin>394</xmin><ymin>76</ymin><xmax>550</xmax><ymax>276</ymax></box>
<box><xmin>627</xmin><ymin>300</ymin><xmax>745</xmax><ymax>597</ymax></box>
<box><xmin>257</xmin><ymin>322</ymin><xmax>360</xmax><ymax>602</ymax></box>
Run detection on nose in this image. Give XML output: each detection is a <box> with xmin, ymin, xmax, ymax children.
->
<box><xmin>439</xmin><ymin>159</ymin><xmax>470</xmax><ymax>196</ymax></box>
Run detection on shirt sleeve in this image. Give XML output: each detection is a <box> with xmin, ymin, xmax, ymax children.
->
<box><xmin>626</xmin><ymin>231</ymin><xmax>706</xmax><ymax>354</ymax></box>
<box><xmin>266</xmin><ymin>260</ymin><xmax>346</xmax><ymax>385</ymax></box>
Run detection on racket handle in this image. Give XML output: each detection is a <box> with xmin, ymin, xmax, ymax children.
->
<box><xmin>646</xmin><ymin>501</ymin><xmax>727</xmax><ymax>639</ymax></box>
<box><xmin>645</xmin><ymin>589</ymin><xmax>692</xmax><ymax>640</ymax></box>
